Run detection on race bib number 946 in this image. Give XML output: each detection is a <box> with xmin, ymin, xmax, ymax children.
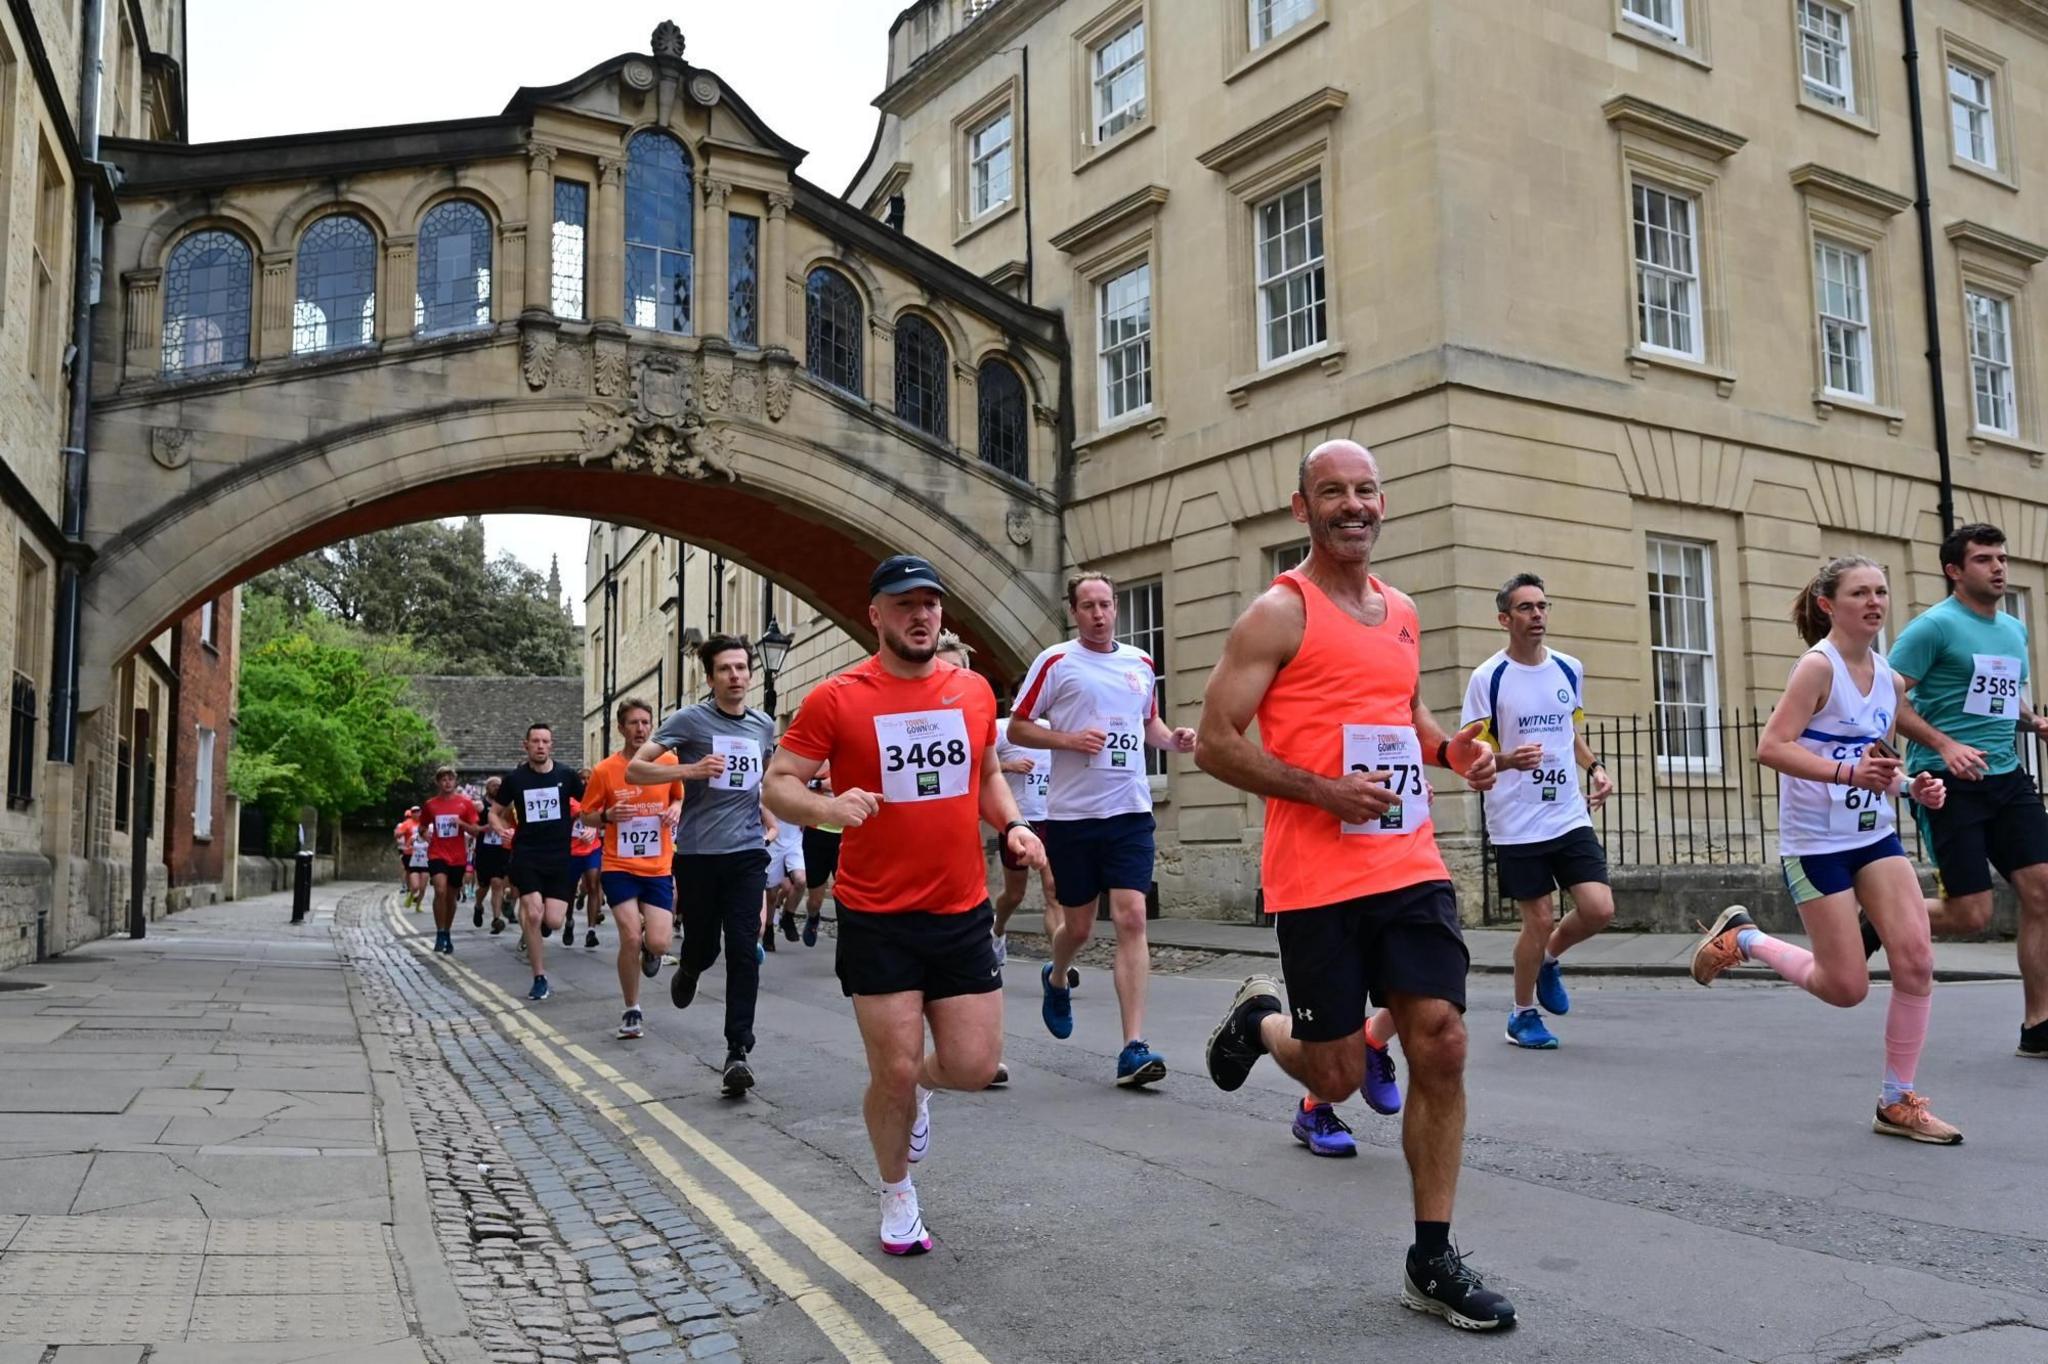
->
<box><xmin>874</xmin><ymin>710</ymin><xmax>973</xmax><ymax>803</ymax></box>
<box><xmin>1341</xmin><ymin>724</ymin><xmax>1431</xmax><ymax>835</ymax></box>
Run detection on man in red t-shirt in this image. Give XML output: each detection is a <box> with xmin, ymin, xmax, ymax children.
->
<box><xmin>419</xmin><ymin>766</ymin><xmax>482</xmax><ymax>954</ymax></box>
<box><xmin>764</xmin><ymin>554</ymin><xmax>1043</xmax><ymax>1258</ymax></box>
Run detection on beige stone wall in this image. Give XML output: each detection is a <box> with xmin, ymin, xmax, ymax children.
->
<box><xmin>856</xmin><ymin>0</ymin><xmax>2048</xmax><ymax>918</ymax></box>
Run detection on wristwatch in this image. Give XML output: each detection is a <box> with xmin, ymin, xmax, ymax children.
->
<box><xmin>1003</xmin><ymin>820</ymin><xmax>1033</xmax><ymax>840</ymax></box>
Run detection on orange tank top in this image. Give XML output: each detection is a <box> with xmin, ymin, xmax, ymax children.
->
<box><xmin>1257</xmin><ymin>570</ymin><xmax>1449</xmax><ymax>911</ymax></box>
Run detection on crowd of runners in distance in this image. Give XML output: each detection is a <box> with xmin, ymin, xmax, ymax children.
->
<box><xmin>390</xmin><ymin>437</ymin><xmax>2048</xmax><ymax>1335</ymax></box>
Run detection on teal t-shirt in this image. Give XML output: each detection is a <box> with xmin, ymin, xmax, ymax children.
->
<box><xmin>1887</xmin><ymin>594</ymin><xmax>2031</xmax><ymax>776</ymax></box>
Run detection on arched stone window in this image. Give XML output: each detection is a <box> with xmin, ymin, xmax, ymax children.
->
<box><xmin>625</xmin><ymin>130</ymin><xmax>693</xmax><ymax>333</ymax></box>
<box><xmin>161</xmin><ymin>229</ymin><xmax>253</xmax><ymax>377</ymax></box>
<box><xmin>292</xmin><ymin>214</ymin><xmax>376</xmax><ymax>354</ymax></box>
<box><xmin>893</xmin><ymin>314</ymin><xmax>949</xmax><ymax>439</ymax></box>
<box><xmin>414</xmin><ymin>200</ymin><xmax>493</xmax><ymax>334</ymax></box>
<box><xmin>805</xmin><ymin>267</ymin><xmax>862</xmax><ymax>394</ymax></box>
<box><xmin>977</xmin><ymin>357</ymin><xmax>1028</xmax><ymax>480</ymax></box>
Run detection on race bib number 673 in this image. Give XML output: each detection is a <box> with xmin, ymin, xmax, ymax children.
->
<box><xmin>873</xmin><ymin>710</ymin><xmax>972</xmax><ymax>803</ymax></box>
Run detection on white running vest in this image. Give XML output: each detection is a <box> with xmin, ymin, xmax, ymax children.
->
<box><xmin>1777</xmin><ymin>640</ymin><xmax>1899</xmax><ymax>857</ymax></box>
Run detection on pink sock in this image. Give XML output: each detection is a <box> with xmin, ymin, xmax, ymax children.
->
<box><xmin>1740</xmin><ymin>930</ymin><xmax>1817</xmax><ymax>991</ymax></box>
<box><xmin>1883</xmin><ymin>988</ymin><xmax>1932</xmax><ymax>1104</ymax></box>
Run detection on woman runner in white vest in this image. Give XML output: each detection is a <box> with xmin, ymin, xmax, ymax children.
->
<box><xmin>1689</xmin><ymin>556</ymin><xmax>1963</xmax><ymax>1144</ymax></box>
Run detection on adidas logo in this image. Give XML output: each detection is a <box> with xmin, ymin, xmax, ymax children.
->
<box><xmin>1397</xmin><ymin>627</ymin><xmax>1415</xmax><ymax>644</ymax></box>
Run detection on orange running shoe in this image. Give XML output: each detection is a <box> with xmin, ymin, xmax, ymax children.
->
<box><xmin>1873</xmin><ymin>1092</ymin><xmax>1963</xmax><ymax>1145</ymax></box>
<box><xmin>1689</xmin><ymin>905</ymin><xmax>1754</xmax><ymax>986</ymax></box>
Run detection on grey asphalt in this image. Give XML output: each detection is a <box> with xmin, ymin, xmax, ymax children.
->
<box><xmin>444</xmin><ymin>901</ymin><xmax>2048</xmax><ymax>1364</ymax></box>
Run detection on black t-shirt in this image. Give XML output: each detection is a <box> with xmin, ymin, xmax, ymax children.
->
<box><xmin>495</xmin><ymin>762</ymin><xmax>583</xmax><ymax>863</ymax></box>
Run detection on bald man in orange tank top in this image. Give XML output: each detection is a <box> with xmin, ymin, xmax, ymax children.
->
<box><xmin>1194</xmin><ymin>438</ymin><xmax>1517</xmax><ymax>1333</ymax></box>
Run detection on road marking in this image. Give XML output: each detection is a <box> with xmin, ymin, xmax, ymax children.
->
<box><xmin>388</xmin><ymin>902</ymin><xmax>991</xmax><ymax>1364</ymax></box>
<box><xmin>382</xmin><ymin>905</ymin><xmax>891</xmax><ymax>1364</ymax></box>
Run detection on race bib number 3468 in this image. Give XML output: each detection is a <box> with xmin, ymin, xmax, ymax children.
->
<box><xmin>873</xmin><ymin>710</ymin><xmax>972</xmax><ymax>803</ymax></box>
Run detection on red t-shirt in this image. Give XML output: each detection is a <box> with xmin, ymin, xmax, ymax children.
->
<box><xmin>569</xmin><ymin>798</ymin><xmax>602</xmax><ymax>857</ymax></box>
<box><xmin>778</xmin><ymin>657</ymin><xmax>996</xmax><ymax>913</ymax></box>
<box><xmin>420</xmin><ymin>794</ymin><xmax>479</xmax><ymax>865</ymax></box>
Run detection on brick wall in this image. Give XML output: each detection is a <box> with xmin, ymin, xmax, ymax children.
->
<box><xmin>165</xmin><ymin>592</ymin><xmax>236</xmax><ymax>888</ymax></box>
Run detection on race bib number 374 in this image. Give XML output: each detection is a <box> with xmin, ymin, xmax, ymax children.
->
<box><xmin>873</xmin><ymin>710</ymin><xmax>972</xmax><ymax>803</ymax></box>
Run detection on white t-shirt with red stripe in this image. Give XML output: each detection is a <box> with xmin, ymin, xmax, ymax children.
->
<box><xmin>1013</xmin><ymin>639</ymin><xmax>1157</xmax><ymax>821</ymax></box>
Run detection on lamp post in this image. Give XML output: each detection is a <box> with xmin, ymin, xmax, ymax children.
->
<box><xmin>758</xmin><ymin>617</ymin><xmax>793</xmax><ymax>718</ymax></box>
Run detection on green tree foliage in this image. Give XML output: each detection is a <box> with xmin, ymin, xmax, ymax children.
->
<box><xmin>231</xmin><ymin>592</ymin><xmax>447</xmax><ymax>851</ymax></box>
<box><xmin>256</xmin><ymin>517</ymin><xmax>575</xmax><ymax>675</ymax></box>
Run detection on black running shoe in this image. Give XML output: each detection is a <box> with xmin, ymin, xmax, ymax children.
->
<box><xmin>779</xmin><ymin>910</ymin><xmax>799</xmax><ymax>942</ymax></box>
<box><xmin>584</xmin><ymin>929</ymin><xmax>599</xmax><ymax>950</ymax></box>
<box><xmin>671</xmin><ymin>962</ymin><xmax>699</xmax><ymax>1010</ymax></box>
<box><xmin>1205</xmin><ymin>975</ymin><xmax>1282</xmax><ymax>1092</ymax></box>
<box><xmin>1402</xmin><ymin>1245</ymin><xmax>1516</xmax><ymax>1331</ymax></box>
<box><xmin>490</xmin><ymin>918</ymin><xmax>505</xmax><ymax>935</ymax></box>
<box><xmin>560</xmin><ymin>919</ymin><xmax>574</xmax><ymax>947</ymax></box>
<box><xmin>641</xmin><ymin>946</ymin><xmax>662</xmax><ymax>979</ymax></box>
<box><xmin>1860</xmin><ymin>914</ymin><xmax>1883</xmax><ymax>961</ymax></box>
<box><xmin>472</xmin><ymin>903</ymin><xmax>484</xmax><ymax>929</ymax></box>
<box><xmin>987</xmin><ymin>1061</ymin><xmax>1009</xmax><ymax>1088</ymax></box>
<box><xmin>2019</xmin><ymin>1018</ymin><xmax>2048</xmax><ymax>1059</ymax></box>
<box><xmin>762</xmin><ymin>925</ymin><xmax>777</xmax><ymax>954</ymax></box>
<box><xmin>721</xmin><ymin>1052</ymin><xmax>755</xmax><ymax>1096</ymax></box>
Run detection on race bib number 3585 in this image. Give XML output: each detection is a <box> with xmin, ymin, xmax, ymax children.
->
<box><xmin>1340</xmin><ymin>725</ymin><xmax>1431</xmax><ymax>835</ymax></box>
<box><xmin>874</xmin><ymin>710</ymin><xmax>972</xmax><ymax>803</ymax></box>
<box><xmin>1965</xmin><ymin>654</ymin><xmax>2024</xmax><ymax>718</ymax></box>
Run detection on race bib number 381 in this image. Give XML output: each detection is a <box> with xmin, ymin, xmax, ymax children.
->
<box><xmin>874</xmin><ymin>710</ymin><xmax>972</xmax><ymax>803</ymax></box>
<box><xmin>1340</xmin><ymin>724</ymin><xmax>1431</xmax><ymax>835</ymax></box>
<box><xmin>713</xmin><ymin>735</ymin><xmax>763</xmax><ymax>792</ymax></box>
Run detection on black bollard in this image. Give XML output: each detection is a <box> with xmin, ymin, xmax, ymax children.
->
<box><xmin>291</xmin><ymin>849</ymin><xmax>313</xmax><ymax>924</ymax></box>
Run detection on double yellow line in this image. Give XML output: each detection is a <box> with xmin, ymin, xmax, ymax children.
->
<box><xmin>384</xmin><ymin>901</ymin><xmax>990</xmax><ymax>1364</ymax></box>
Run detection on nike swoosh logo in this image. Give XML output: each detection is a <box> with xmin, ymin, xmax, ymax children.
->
<box><xmin>942</xmin><ymin>693</ymin><xmax>963</xmax><ymax>703</ymax></box>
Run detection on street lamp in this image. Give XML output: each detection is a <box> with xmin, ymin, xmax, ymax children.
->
<box><xmin>758</xmin><ymin>617</ymin><xmax>793</xmax><ymax>717</ymax></box>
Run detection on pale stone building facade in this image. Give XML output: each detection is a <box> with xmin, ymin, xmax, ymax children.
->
<box><xmin>831</xmin><ymin>0</ymin><xmax>2048</xmax><ymax>917</ymax></box>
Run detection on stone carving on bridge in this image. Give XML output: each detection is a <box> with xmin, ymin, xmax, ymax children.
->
<box><xmin>521</xmin><ymin>327</ymin><xmax>557</xmax><ymax>390</ymax></box>
<box><xmin>576</xmin><ymin>351</ymin><xmax>735</xmax><ymax>483</ymax></box>
<box><xmin>701</xmin><ymin>347</ymin><xmax>732</xmax><ymax>413</ymax></box>
<box><xmin>1006</xmin><ymin>508</ymin><xmax>1034</xmax><ymax>547</ymax></box>
<box><xmin>552</xmin><ymin>343</ymin><xmax>588</xmax><ymax>393</ymax></box>
<box><xmin>763</xmin><ymin>360</ymin><xmax>793</xmax><ymax>422</ymax></box>
<box><xmin>150</xmin><ymin>427</ymin><xmax>191</xmax><ymax>470</ymax></box>
<box><xmin>593</xmin><ymin>335</ymin><xmax>629</xmax><ymax>397</ymax></box>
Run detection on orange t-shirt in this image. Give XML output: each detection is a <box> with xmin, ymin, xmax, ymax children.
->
<box><xmin>581</xmin><ymin>750</ymin><xmax>683</xmax><ymax>876</ymax></box>
<box><xmin>419</xmin><ymin>794</ymin><xmax>478</xmax><ymax>864</ymax></box>
<box><xmin>1256</xmin><ymin>571</ymin><xmax>1450</xmax><ymax>912</ymax></box>
<box><xmin>778</xmin><ymin>657</ymin><xmax>997</xmax><ymax>914</ymax></box>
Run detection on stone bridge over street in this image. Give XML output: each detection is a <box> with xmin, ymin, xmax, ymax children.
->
<box><xmin>79</xmin><ymin>21</ymin><xmax>1069</xmax><ymax>711</ymax></box>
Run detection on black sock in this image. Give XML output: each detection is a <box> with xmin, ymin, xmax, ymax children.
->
<box><xmin>1860</xmin><ymin>915</ymin><xmax>1883</xmax><ymax>960</ymax></box>
<box><xmin>1414</xmin><ymin>1221</ymin><xmax>1451</xmax><ymax>1256</ymax></box>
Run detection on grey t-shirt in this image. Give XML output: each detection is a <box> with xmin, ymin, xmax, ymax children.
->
<box><xmin>653</xmin><ymin>700</ymin><xmax>777</xmax><ymax>856</ymax></box>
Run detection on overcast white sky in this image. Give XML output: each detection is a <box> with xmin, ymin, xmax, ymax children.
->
<box><xmin>187</xmin><ymin>1</ymin><xmax>903</xmax><ymax>621</ymax></box>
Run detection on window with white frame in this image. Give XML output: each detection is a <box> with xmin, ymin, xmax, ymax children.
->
<box><xmin>1966</xmin><ymin>289</ymin><xmax>2017</xmax><ymax>436</ymax></box>
<box><xmin>1114</xmin><ymin>579</ymin><xmax>1168</xmax><ymax>777</ymax></box>
<box><xmin>193</xmin><ymin>726</ymin><xmax>215</xmax><ymax>839</ymax></box>
<box><xmin>1815</xmin><ymin>238</ymin><xmax>1873</xmax><ymax>400</ymax></box>
<box><xmin>1250</xmin><ymin>0</ymin><xmax>1315</xmax><ymax>48</ymax></box>
<box><xmin>199</xmin><ymin>599</ymin><xmax>216</xmax><ymax>647</ymax></box>
<box><xmin>1621</xmin><ymin>0</ymin><xmax>1684</xmax><ymax>42</ymax></box>
<box><xmin>1098</xmin><ymin>262</ymin><xmax>1152</xmax><ymax>422</ymax></box>
<box><xmin>1632</xmin><ymin>182</ymin><xmax>1702</xmax><ymax>359</ymax></box>
<box><xmin>1255</xmin><ymin>178</ymin><xmax>1326</xmax><ymax>365</ymax></box>
<box><xmin>1949</xmin><ymin>62</ymin><xmax>1997</xmax><ymax>169</ymax></box>
<box><xmin>969</xmin><ymin>110</ymin><xmax>1014</xmax><ymax>218</ymax></box>
<box><xmin>1646</xmin><ymin>536</ymin><xmax>1720</xmax><ymax>764</ymax></box>
<box><xmin>1797</xmin><ymin>0</ymin><xmax>1854</xmax><ymax>111</ymax></box>
<box><xmin>1269</xmin><ymin>540</ymin><xmax>1309</xmax><ymax>575</ymax></box>
<box><xmin>1092</xmin><ymin>18</ymin><xmax>1145</xmax><ymax>143</ymax></box>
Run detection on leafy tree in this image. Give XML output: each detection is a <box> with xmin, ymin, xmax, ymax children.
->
<box><xmin>255</xmin><ymin>518</ymin><xmax>575</xmax><ymax>675</ymax></box>
<box><xmin>231</xmin><ymin>597</ymin><xmax>447</xmax><ymax>852</ymax></box>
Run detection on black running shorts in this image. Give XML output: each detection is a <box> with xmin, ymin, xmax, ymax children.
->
<box><xmin>1916</xmin><ymin>768</ymin><xmax>2048</xmax><ymax>898</ymax></box>
<box><xmin>835</xmin><ymin>901</ymin><xmax>1001</xmax><ymax>1001</ymax></box>
<box><xmin>508</xmin><ymin>856</ymin><xmax>578</xmax><ymax>905</ymax></box>
<box><xmin>1493</xmin><ymin>825</ymin><xmax>1610</xmax><ymax>902</ymax></box>
<box><xmin>803</xmin><ymin>827</ymin><xmax>842</xmax><ymax>883</ymax></box>
<box><xmin>1272</xmin><ymin>880</ymin><xmax>1469</xmax><ymax>1042</ymax></box>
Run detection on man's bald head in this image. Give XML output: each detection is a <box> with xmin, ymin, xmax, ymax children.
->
<box><xmin>1299</xmin><ymin>439</ymin><xmax>1378</xmax><ymax>496</ymax></box>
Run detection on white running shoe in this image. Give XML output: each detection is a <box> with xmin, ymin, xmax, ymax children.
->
<box><xmin>907</xmin><ymin>1086</ymin><xmax>932</xmax><ymax>1164</ymax></box>
<box><xmin>880</xmin><ymin>1183</ymin><xmax>932</xmax><ymax>1256</ymax></box>
<box><xmin>993</xmin><ymin>934</ymin><xmax>1007</xmax><ymax>968</ymax></box>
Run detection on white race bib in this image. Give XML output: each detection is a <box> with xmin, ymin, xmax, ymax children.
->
<box><xmin>1964</xmin><ymin>654</ymin><xmax>2024</xmax><ymax>718</ymax></box>
<box><xmin>482</xmin><ymin>829</ymin><xmax>503</xmax><ymax>847</ymax></box>
<box><xmin>408</xmin><ymin>841</ymin><xmax>429</xmax><ymax>867</ymax></box>
<box><xmin>1341</xmin><ymin>725</ymin><xmax>1431</xmax><ymax>835</ymax></box>
<box><xmin>1087</xmin><ymin>715</ymin><xmax>1146</xmax><ymax>772</ymax></box>
<box><xmin>522</xmin><ymin>786</ymin><xmax>562</xmax><ymax>824</ymax></box>
<box><xmin>617</xmin><ymin>815</ymin><xmax>662</xmax><ymax>859</ymax></box>
<box><xmin>1831</xmin><ymin>781</ymin><xmax>1891</xmax><ymax>838</ymax></box>
<box><xmin>713</xmin><ymin>735</ymin><xmax>764</xmax><ymax>792</ymax></box>
<box><xmin>433</xmin><ymin>814</ymin><xmax>458</xmax><ymax>839</ymax></box>
<box><xmin>1027</xmin><ymin>769</ymin><xmax>1050</xmax><ymax>802</ymax></box>
<box><xmin>1524</xmin><ymin>745</ymin><xmax>1578</xmax><ymax>807</ymax></box>
<box><xmin>874</xmin><ymin>710</ymin><xmax>973</xmax><ymax>804</ymax></box>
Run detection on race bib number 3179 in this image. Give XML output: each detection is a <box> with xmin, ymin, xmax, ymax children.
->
<box><xmin>873</xmin><ymin>710</ymin><xmax>972</xmax><ymax>803</ymax></box>
<box><xmin>522</xmin><ymin>786</ymin><xmax>562</xmax><ymax>824</ymax></box>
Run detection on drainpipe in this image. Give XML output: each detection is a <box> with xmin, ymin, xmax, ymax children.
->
<box><xmin>1016</xmin><ymin>45</ymin><xmax>1033</xmax><ymax>304</ymax></box>
<box><xmin>49</xmin><ymin>0</ymin><xmax>109</xmax><ymax>763</ymax></box>
<box><xmin>1900</xmin><ymin>0</ymin><xmax>1956</xmax><ymax>538</ymax></box>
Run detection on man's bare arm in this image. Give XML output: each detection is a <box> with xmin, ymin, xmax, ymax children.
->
<box><xmin>1193</xmin><ymin>588</ymin><xmax>1322</xmax><ymax>805</ymax></box>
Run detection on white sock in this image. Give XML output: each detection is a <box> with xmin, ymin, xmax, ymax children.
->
<box><xmin>882</xmin><ymin>1175</ymin><xmax>912</xmax><ymax>1195</ymax></box>
<box><xmin>1543</xmin><ymin>951</ymin><xmax>1559</xmax><ymax>966</ymax></box>
<box><xmin>1511</xmin><ymin>1004</ymin><xmax>1538</xmax><ymax>1019</ymax></box>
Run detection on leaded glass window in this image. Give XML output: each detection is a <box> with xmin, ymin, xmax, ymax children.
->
<box><xmin>893</xmin><ymin>314</ymin><xmax>949</xmax><ymax>439</ymax></box>
<box><xmin>805</xmin><ymin>267</ymin><xmax>862</xmax><ymax>393</ymax></box>
<box><xmin>161</xmin><ymin>229</ymin><xmax>252</xmax><ymax>377</ymax></box>
<box><xmin>728</xmin><ymin>213</ymin><xmax>759</xmax><ymax>348</ymax></box>
<box><xmin>414</xmin><ymin>200</ymin><xmax>493</xmax><ymax>334</ymax></box>
<box><xmin>626</xmin><ymin>131</ymin><xmax>693</xmax><ymax>333</ymax></box>
<box><xmin>552</xmin><ymin>180</ymin><xmax>588</xmax><ymax>319</ymax></box>
<box><xmin>977</xmin><ymin>358</ymin><xmax>1027</xmax><ymax>480</ymax></box>
<box><xmin>292</xmin><ymin>214</ymin><xmax>376</xmax><ymax>355</ymax></box>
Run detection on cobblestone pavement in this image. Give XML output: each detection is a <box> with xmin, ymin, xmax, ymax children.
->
<box><xmin>340</xmin><ymin>887</ymin><xmax>766</xmax><ymax>1364</ymax></box>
